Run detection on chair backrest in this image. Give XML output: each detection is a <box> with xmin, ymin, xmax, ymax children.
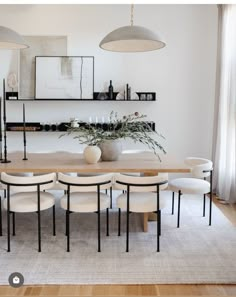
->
<box><xmin>1</xmin><ymin>172</ymin><xmax>56</xmax><ymax>192</ymax></box>
<box><xmin>114</xmin><ymin>173</ymin><xmax>168</xmax><ymax>192</ymax></box>
<box><xmin>185</xmin><ymin>157</ymin><xmax>213</xmax><ymax>178</ymax></box>
<box><xmin>58</xmin><ymin>172</ymin><xmax>113</xmax><ymax>192</ymax></box>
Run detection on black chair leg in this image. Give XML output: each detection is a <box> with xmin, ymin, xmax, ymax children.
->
<box><xmin>37</xmin><ymin>210</ymin><xmax>41</xmax><ymax>252</ymax></box>
<box><xmin>53</xmin><ymin>205</ymin><xmax>56</xmax><ymax>236</ymax></box>
<box><xmin>12</xmin><ymin>212</ymin><xmax>16</xmax><ymax>236</ymax></box>
<box><xmin>110</xmin><ymin>187</ymin><xmax>112</xmax><ymax>209</ymax></box>
<box><xmin>0</xmin><ymin>196</ymin><xmax>2</xmax><ymax>236</ymax></box>
<box><xmin>118</xmin><ymin>208</ymin><xmax>121</xmax><ymax>236</ymax></box>
<box><xmin>203</xmin><ymin>194</ymin><xmax>206</xmax><ymax>217</ymax></box>
<box><xmin>66</xmin><ymin>210</ymin><xmax>70</xmax><ymax>252</ymax></box>
<box><xmin>4</xmin><ymin>190</ymin><xmax>6</xmax><ymax>198</ymax></box>
<box><xmin>158</xmin><ymin>209</ymin><xmax>162</xmax><ymax>236</ymax></box>
<box><xmin>98</xmin><ymin>209</ymin><xmax>101</xmax><ymax>252</ymax></box>
<box><xmin>7</xmin><ymin>195</ymin><xmax>10</xmax><ymax>252</ymax></box>
<box><xmin>209</xmin><ymin>191</ymin><xmax>212</xmax><ymax>226</ymax></box>
<box><xmin>65</xmin><ymin>211</ymin><xmax>68</xmax><ymax>236</ymax></box>
<box><xmin>126</xmin><ymin>209</ymin><xmax>129</xmax><ymax>252</ymax></box>
<box><xmin>177</xmin><ymin>190</ymin><xmax>181</xmax><ymax>228</ymax></box>
<box><xmin>157</xmin><ymin>210</ymin><xmax>160</xmax><ymax>252</ymax></box>
<box><xmin>106</xmin><ymin>208</ymin><xmax>109</xmax><ymax>236</ymax></box>
<box><xmin>172</xmin><ymin>192</ymin><xmax>175</xmax><ymax>215</ymax></box>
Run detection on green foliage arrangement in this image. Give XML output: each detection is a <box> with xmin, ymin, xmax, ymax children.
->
<box><xmin>61</xmin><ymin>111</ymin><xmax>166</xmax><ymax>161</ymax></box>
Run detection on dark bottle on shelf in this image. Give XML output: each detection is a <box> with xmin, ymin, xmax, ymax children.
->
<box><xmin>108</xmin><ymin>80</ymin><xmax>113</xmax><ymax>100</ymax></box>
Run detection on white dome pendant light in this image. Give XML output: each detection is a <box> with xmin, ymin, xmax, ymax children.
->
<box><xmin>0</xmin><ymin>26</ymin><xmax>29</xmax><ymax>49</ymax></box>
<box><xmin>99</xmin><ymin>4</ymin><xmax>166</xmax><ymax>53</ymax></box>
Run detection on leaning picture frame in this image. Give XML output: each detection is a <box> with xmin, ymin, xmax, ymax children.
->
<box><xmin>35</xmin><ymin>56</ymin><xmax>94</xmax><ymax>100</ymax></box>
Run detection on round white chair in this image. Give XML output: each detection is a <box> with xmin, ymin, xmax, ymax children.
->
<box><xmin>168</xmin><ymin>157</ymin><xmax>213</xmax><ymax>228</ymax></box>
<box><xmin>114</xmin><ymin>173</ymin><xmax>168</xmax><ymax>252</ymax></box>
<box><xmin>0</xmin><ymin>172</ymin><xmax>35</xmax><ymax>237</ymax></box>
<box><xmin>1</xmin><ymin>172</ymin><xmax>56</xmax><ymax>252</ymax></box>
<box><xmin>58</xmin><ymin>172</ymin><xmax>113</xmax><ymax>252</ymax></box>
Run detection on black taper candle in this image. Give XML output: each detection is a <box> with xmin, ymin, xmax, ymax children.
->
<box><xmin>0</xmin><ymin>96</ymin><xmax>3</xmax><ymax>160</ymax></box>
<box><xmin>22</xmin><ymin>103</ymin><xmax>28</xmax><ymax>160</ymax></box>
<box><xmin>1</xmin><ymin>79</ymin><xmax>11</xmax><ymax>163</ymax></box>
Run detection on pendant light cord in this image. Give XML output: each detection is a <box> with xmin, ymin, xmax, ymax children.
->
<box><xmin>131</xmin><ymin>4</ymin><xmax>134</xmax><ymax>26</ymax></box>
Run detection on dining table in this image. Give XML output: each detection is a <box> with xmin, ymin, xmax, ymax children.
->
<box><xmin>0</xmin><ymin>151</ymin><xmax>190</xmax><ymax>232</ymax></box>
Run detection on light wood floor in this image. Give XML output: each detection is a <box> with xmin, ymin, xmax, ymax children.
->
<box><xmin>0</xmin><ymin>197</ymin><xmax>235</xmax><ymax>297</ymax></box>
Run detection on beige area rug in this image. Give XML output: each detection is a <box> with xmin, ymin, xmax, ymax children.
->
<box><xmin>0</xmin><ymin>190</ymin><xmax>235</xmax><ymax>285</ymax></box>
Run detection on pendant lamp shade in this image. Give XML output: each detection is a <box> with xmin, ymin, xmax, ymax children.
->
<box><xmin>99</xmin><ymin>25</ymin><xmax>165</xmax><ymax>52</ymax></box>
<box><xmin>0</xmin><ymin>26</ymin><xmax>29</xmax><ymax>49</ymax></box>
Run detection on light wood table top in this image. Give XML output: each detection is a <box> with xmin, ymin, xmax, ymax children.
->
<box><xmin>0</xmin><ymin>151</ymin><xmax>190</xmax><ymax>174</ymax></box>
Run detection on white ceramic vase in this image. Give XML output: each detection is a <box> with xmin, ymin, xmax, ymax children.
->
<box><xmin>83</xmin><ymin>145</ymin><xmax>101</xmax><ymax>164</ymax></box>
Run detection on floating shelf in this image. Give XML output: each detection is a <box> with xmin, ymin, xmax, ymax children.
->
<box><xmin>6</xmin><ymin>92</ymin><xmax>156</xmax><ymax>102</ymax></box>
<box><xmin>6</xmin><ymin>121</ymin><xmax>156</xmax><ymax>132</ymax></box>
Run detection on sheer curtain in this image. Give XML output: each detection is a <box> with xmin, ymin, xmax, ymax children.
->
<box><xmin>213</xmin><ymin>5</ymin><xmax>236</xmax><ymax>203</ymax></box>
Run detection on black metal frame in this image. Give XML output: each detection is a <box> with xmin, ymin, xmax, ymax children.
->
<box><xmin>58</xmin><ymin>179</ymin><xmax>111</xmax><ymax>252</ymax></box>
<box><xmin>1</xmin><ymin>179</ymin><xmax>55</xmax><ymax>252</ymax></box>
<box><xmin>116</xmin><ymin>179</ymin><xmax>168</xmax><ymax>252</ymax></box>
<box><xmin>171</xmin><ymin>168</ymin><xmax>213</xmax><ymax>228</ymax></box>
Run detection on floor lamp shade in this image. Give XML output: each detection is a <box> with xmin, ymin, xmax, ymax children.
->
<box><xmin>99</xmin><ymin>25</ymin><xmax>166</xmax><ymax>52</ymax></box>
<box><xmin>0</xmin><ymin>26</ymin><xmax>29</xmax><ymax>49</ymax></box>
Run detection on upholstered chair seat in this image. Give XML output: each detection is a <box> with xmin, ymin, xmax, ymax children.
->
<box><xmin>168</xmin><ymin>157</ymin><xmax>213</xmax><ymax>228</ymax></box>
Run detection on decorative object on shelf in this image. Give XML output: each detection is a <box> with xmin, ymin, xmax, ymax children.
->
<box><xmin>99</xmin><ymin>5</ymin><xmax>166</xmax><ymax>52</ymax></box>
<box><xmin>83</xmin><ymin>145</ymin><xmax>101</xmax><ymax>164</ymax></box>
<box><xmin>70</xmin><ymin>118</ymin><xmax>79</xmax><ymax>128</ymax></box>
<box><xmin>6</xmin><ymin>72</ymin><xmax>18</xmax><ymax>100</ymax></box>
<box><xmin>96</xmin><ymin>92</ymin><xmax>108</xmax><ymax>100</ymax></box>
<box><xmin>93</xmin><ymin>91</ymin><xmax>155</xmax><ymax>101</ymax></box>
<box><xmin>22</xmin><ymin>103</ymin><xmax>28</xmax><ymax>161</ymax></box>
<box><xmin>61</xmin><ymin>111</ymin><xmax>166</xmax><ymax>162</ymax></box>
<box><xmin>35</xmin><ymin>56</ymin><xmax>94</xmax><ymax>100</ymax></box>
<box><xmin>126</xmin><ymin>84</ymin><xmax>130</xmax><ymax>100</ymax></box>
<box><xmin>6</xmin><ymin>92</ymin><xmax>18</xmax><ymax>100</ymax></box>
<box><xmin>116</xmin><ymin>92</ymin><xmax>125</xmax><ymax>101</ymax></box>
<box><xmin>99</xmin><ymin>139</ymin><xmax>122</xmax><ymax>161</ymax></box>
<box><xmin>130</xmin><ymin>92</ymin><xmax>139</xmax><ymax>100</ymax></box>
<box><xmin>108</xmin><ymin>80</ymin><xmax>114</xmax><ymax>100</ymax></box>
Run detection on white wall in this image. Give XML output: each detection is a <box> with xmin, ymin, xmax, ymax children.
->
<box><xmin>0</xmin><ymin>4</ymin><xmax>218</xmax><ymax>159</ymax></box>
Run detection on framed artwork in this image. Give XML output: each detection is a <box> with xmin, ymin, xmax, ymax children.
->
<box><xmin>19</xmin><ymin>36</ymin><xmax>67</xmax><ymax>99</ymax></box>
<box><xmin>35</xmin><ymin>56</ymin><xmax>94</xmax><ymax>100</ymax></box>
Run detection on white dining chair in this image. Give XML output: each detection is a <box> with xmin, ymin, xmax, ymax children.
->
<box><xmin>58</xmin><ymin>172</ymin><xmax>113</xmax><ymax>252</ymax></box>
<box><xmin>114</xmin><ymin>173</ymin><xmax>168</xmax><ymax>252</ymax></box>
<box><xmin>1</xmin><ymin>172</ymin><xmax>56</xmax><ymax>252</ymax></box>
<box><xmin>0</xmin><ymin>172</ymin><xmax>34</xmax><ymax>237</ymax></box>
<box><xmin>168</xmin><ymin>157</ymin><xmax>213</xmax><ymax>228</ymax></box>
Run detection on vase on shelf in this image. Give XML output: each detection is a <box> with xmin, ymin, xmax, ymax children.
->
<box><xmin>83</xmin><ymin>145</ymin><xmax>101</xmax><ymax>164</ymax></box>
<box><xmin>99</xmin><ymin>139</ymin><xmax>122</xmax><ymax>161</ymax></box>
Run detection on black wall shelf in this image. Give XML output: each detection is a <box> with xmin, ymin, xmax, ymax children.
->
<box><xmin>6</xmin><ymin>92</ymin><xmax>156</xmax><ymax>102</ymax></box>
<box><xmin>6</xmin><ymin>121</ymin><xmax>156</xmax><ymax>132</ymax></box>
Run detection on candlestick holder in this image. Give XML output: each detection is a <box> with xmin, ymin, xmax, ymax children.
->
<box><xmin>22</xmin><ymin>103</ymin><xmax>28</xmax><ymax>161</ymax></box>
<box><xmin>1</xmin><ymin>79</ymin><xmax>11</xmax><ymax>163</ymax></box>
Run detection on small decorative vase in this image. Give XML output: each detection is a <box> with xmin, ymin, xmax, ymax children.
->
<box><xmin>99</xmin><ymin>139</ymin><xmax>122</xmax><ymax>161</ymax></box>
<box><xmin>83</xmin><ymin>145</ymin><xmax>101</xmax><ymax>164</ymax></box>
